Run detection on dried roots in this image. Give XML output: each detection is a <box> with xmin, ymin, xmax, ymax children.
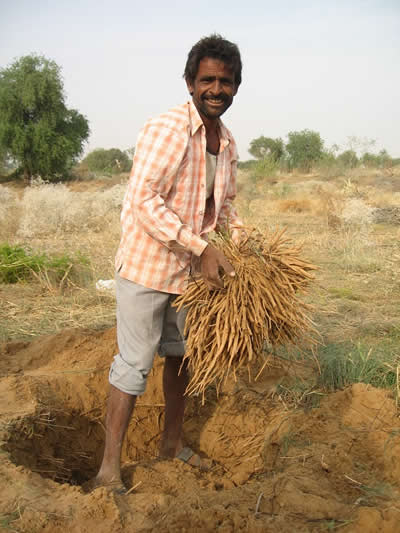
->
<box><xmin>174</xmin><ymin>228</ymin><xmax>318</xmax><ymax>399</ymax></box>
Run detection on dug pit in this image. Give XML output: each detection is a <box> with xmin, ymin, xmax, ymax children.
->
<box><xmin>3</xmin><ymin>410</ymin><xmax>106</xmax><ymax>485</ymax></box>
<box><xmin>2</xmin><ymin>401</ymin><xmax>167</xmax><ymax>486</ymax></box>
<box><xmin>1</xmin><ymin>329</ymin><xmax>400</xmax><ymax>533</ymax></box>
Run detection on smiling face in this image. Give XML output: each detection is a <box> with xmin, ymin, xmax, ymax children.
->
<box><xmin>186</xmin><ymin>57</ymin><xmax>238</xmax><ymax>123</ymax></box>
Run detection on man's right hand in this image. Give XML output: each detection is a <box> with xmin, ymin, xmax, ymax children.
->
<box><xmin>200</xmin><ymin>244</ymin><xmax>235</xmax><ymax>289</ymax></box>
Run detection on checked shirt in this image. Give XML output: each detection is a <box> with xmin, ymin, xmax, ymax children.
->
<box><xmin>115</xmin><ymin>101</ymin><xmax>243</xmax><ymax>294</ymax></box>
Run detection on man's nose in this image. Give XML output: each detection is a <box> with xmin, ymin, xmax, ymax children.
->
<box><xmin>210</xmin><ymin>80</ymin><xmax>222</xmax><ymax>94</ymax></box>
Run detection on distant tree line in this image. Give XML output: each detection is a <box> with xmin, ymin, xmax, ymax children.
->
<box><xmin>1</xmin><ymin>53</ymin><xmax>397</xmax><ymax>184</ymax></box>
<box><xmin>241</xmin><ymin>131</ymin><xmax>398</xmax><ymax>174</ymax></box>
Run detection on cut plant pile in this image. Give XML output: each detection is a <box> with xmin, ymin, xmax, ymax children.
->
<box><xmin>0</xmin><ymin>327</ymin><xmax>399</xmax><ymax>532</ymax></box>
<box><xmin>175</xmin><ymin>229</ymin><xmax>318</xmax><ymax>398</ymax></box>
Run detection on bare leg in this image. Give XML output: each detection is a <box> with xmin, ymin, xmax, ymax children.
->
<box><xmin>95</xmin><ymin>385</ymin><xmax>136</xmax><ymax>487</ymax></box>
<box><xmin>160</xmin><ymin>356</ymin><xmax>188</xmax><ymax>457</ymax></box>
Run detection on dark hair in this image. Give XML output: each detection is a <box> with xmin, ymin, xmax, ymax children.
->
<box><xmin>184</xmin><ymin>34</ymin><xmax>242</xmax><ymax>87</ymax></box>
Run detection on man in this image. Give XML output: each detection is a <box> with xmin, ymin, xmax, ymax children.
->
<box><xmin>93</xmin><ymin>34</ymin><xmax>243</xmax><ymax>492</ymax></box>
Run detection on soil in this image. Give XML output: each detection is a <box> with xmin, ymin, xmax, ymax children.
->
<box><xmin>0</xmin><ymin>327</ymin><xmax>399</xmax><ymax>532</ymax></box>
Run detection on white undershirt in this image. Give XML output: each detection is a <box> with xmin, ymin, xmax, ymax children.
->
<box><xmin>205</xmin><ymin>151</ymin><xmax>217</xmax><ymax>199</ymax></box>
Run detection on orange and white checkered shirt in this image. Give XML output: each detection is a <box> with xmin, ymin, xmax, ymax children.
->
<box><xmin>115</xmin><ymin>101</ymin><xmax>243</xmax><ymax>294</ymax></box>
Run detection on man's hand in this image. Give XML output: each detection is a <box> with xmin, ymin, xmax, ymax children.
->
<box><xmin>200</xmin><ymin>244</ymin><xmax>235</xmax><ymax>289</ymax></box>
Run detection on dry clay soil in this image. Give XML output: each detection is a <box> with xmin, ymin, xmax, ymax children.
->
<box><xmin>1</xmin><ymin>327</ymin><xmax>400</xmax><ymax>532</ymax></box>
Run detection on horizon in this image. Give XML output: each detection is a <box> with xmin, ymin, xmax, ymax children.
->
<box><xmin>1</xmin><ymin>0</ymin><xmax>399</xmax><ymax>159</ymax></box>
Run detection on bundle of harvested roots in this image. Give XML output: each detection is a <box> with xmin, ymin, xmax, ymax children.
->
<box><xmin>174</xmin><ymin>228</ymin><xmax>318</xmax><ymax>399</ymax></box>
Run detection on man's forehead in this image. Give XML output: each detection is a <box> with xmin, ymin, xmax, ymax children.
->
<box><xmin>196</xmin><ymin>57</ymin><xmax>234</xmax><ymax>77</ymax></box>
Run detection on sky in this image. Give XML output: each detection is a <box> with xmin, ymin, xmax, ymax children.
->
<box><xmin>1</xmin><ymin>0</ymin><xmax>399</xmax><ymax>159</ymax></box>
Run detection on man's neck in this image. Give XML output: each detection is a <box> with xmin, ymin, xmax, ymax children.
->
<box><xmin>201</xmin><ymin>114</ymin><xmax>219</xmax><ymax>135</ymax></box>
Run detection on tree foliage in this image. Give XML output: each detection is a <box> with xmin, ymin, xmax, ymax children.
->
<box><xmin>337</xmin><ymin>150</ymin><xmax>359</xmax><ymax>168</ymax></box>
<box><xmin>361</xmin><ymin>149</ymin><xmax>392</xmax><ymax>168</ymax></box>
<box><xmin>82</xmin><ymin>148</ymin><xmax>132</xmax><ymax>174</ymax></box>
<box><xmin>248</xmin><ymin>136</ymin><xmax>284</xmax><ymax>161</ymax></box>
<box><xmin>286</xmin><ymin>129</ymin><xmax>324</xmax><ymax>172</ymax></box>
<box><xmin>0</xmin><ymin>54</ymin><xmax>89</xmax><ymax>180</ymax></box>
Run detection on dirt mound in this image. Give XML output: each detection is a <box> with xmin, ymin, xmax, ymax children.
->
<box><xmin>0</xmin><ymin>328</ymin><xmax>399</xmax><ymax>532</ymax></box>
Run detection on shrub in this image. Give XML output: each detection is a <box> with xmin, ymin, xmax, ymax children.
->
<box><xmin>237</xmin><ymin>160</ymin><xmax>257</xmax><ymax>171</ymax></box>
<box><xmin>317</xmin><ymin>342</ymin><xmax>398</xmax><ymax>392</ymax></box>
<box><xmin>17</xmin><ymin>181</ymin><xmax>125</xmax><ymax>237</ymax></box>
<box><xmin>337</xmin><ymin>150</ymin><xmax>359</xmax><ymax>168</ymax></box>
<box><xmin>286</xmin><ymin>129</ymin><xmax>324</xmax><ymax>172</ymax></box>
<box><xmin>0</xmin><ymin>243</ymin><xmax>89</xmax><ymax>286</ymax></box>
<box><xmin>250</xmin><ymin>156</ymin><xmax>278</xmax><ymax>182</ymax></box>
<box><xmin>248</xmin><ymin>136</ymin><xmax>284</xmax><ymax>161</ymax></box>
<box><xmin>82</xmin><ymin>148</ymin><xmax>131</xmax><ymax>175</ymax></box>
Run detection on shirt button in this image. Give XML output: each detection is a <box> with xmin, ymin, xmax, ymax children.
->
<box><xmin>199</xmin><ymin>210</ymin><xmax>204</xmax><ymax>215</ymax></box>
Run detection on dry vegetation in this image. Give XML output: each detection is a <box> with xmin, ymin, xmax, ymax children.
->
<box><xmin>175</xmin><ymin>230</ymin><xmax>317</xmax><ymax>399</ymax></box>
<box><xmin>1</xmin><ymin>166</ymin><xmax>400</xmax><ymax>389</ymax></box>
<box><xmin>1</xmin><ymin>165</ymin><xmax>400</xmax><ymax>532</ymax></box>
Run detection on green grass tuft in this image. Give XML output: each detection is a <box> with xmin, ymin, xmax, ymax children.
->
<box><xmin>317</xmin><ymin>341</ymin><xmax>399</xmax><ymax>392</ymax></box>
<box><xmin>0</xmin><ymin>243</ymin><xmax>90</xmax><ymax>286</ymax></box>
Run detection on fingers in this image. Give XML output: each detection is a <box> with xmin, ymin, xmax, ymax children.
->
<box><xmin>200</xmin><ymin>245</ymin><xmax>235</xmax><ymax>289</ymax></box>
<box><xmin>219</xmin><ymin>257</ymin><xmax>235</xmax><ymax>278</ymax></box>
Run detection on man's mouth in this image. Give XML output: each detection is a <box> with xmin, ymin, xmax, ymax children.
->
<box><xmin>205</xmin><ymin>97</ymin><xmax>225</xmax><ymax>106</ymax></box>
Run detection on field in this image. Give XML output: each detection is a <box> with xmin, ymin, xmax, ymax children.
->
<box><xmin>1</xmin><ymin>167</ymin><xmax>400</xmax><ymax>532</ymax></box>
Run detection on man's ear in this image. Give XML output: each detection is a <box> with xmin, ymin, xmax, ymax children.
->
<box><xmin>186</xmin><ymin>80</ymin><xmax>194</xmax><ymax>95</ymax></box>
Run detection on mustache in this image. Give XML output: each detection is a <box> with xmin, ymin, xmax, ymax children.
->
<box><xmin>203</xmin><ymin>94</ymin><xmax>228</xmax><ymax>102</ymax></box>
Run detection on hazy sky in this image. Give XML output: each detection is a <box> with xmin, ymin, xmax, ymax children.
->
<box><xmin>1</xmin><ymin>0</ymin><xmax>399</xmax><ymax>158</ymax></box>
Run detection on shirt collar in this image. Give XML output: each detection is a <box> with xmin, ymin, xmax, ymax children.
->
<box><xmin>187</xmin><ymin>101</ymin><xmax>231</xmax><ymax>151</ymax></box>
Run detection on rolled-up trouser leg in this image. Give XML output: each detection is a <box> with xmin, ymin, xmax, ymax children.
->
<box><xmin>109</xmin><ymin>274</ymin><xmax>188</xmax><ymax>395</ymax></box>
<box><xmin>109</xmin><ymin>274</ymin><xmax>171</xmax><ymax>396</ymax></box>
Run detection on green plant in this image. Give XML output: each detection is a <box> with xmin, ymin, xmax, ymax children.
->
<box><xmin>0</xmin><ymin>54</ymin><xmax>89</xmax><ymax>181</ymax></box>
<box><xmin>0</xmin><ymin>510</ymin><xmax>19</xmax><ymax>530</ymax></box>
<box><xmin>317</xmin><ymin>342</ymin><xmax>398</xmax><ymax>392</ymax></box>
<box><xmin>361</xmin><ymin>149</ymin><xmax>392</xmax><ymax>169</ymax></box>
<box><xmin>337</xmin><ymin>150</ymin><xmax>359</xmax><ymax>169</ymax></box>
<box><xmin>328</xmin><ymin>287</ymin><xmax>362</xmax><ymax>301</ymax></box>
<box><xmin>248</xmin><ymin>136</ymin><xmax>284</xmax><ymax>161</ymax></box>
<box><xmin>250</xmin><ymin>156</ymin><xmax>278</xmax><ymax>182</ymax></box>
<box><xmin>286</xmin><ymin>129</ymin><xmax>324</xmax><ymax>172</ymax></box>
<box><xmin>237</xmin><ymin>159</ymin><xmax>257</xmax><ymax>171</ymax></box>
<box><xmin>82</xmin><ymin>147</ymin><xmax>131</xmax><ymax>175</ymax></box>
<box><xmin>0</xmin><ymin>243</ymin><xmax>90</xmax><ymax>287</ymax></box>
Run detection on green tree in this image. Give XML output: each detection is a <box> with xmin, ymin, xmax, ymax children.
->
<box><xmin>83</xmin><ymin>148</ymin><xmax>131</xmax><ymax>174</ymax></box>
<box><xmin>286</xmin><ymin>129</ymin><xmax>324</xmax><ymax>172</ymax></box>
<box><xmin>361</xmin><ymin>150</ymin><xmax>392</xmax><ymax>168</ymax></box>
<box><xmin>248</xmin><ymin>136</ymin><xmax>284</xmax><ymax>161</ymax></box>
<box><xmin>0</xmin><ymin>54</ymin><xmax>89</xmax><ymax>181</ymax></box>
<box><xmin>337</xmin><ymin>150</ymin><xmax>359</xmax><ymax>168</ymax></box>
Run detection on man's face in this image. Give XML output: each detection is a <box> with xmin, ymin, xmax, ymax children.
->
<box><xmin>187</xmin><ymin>57</ymin><xmax>238</xmax><ymax>121</ymax></box>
